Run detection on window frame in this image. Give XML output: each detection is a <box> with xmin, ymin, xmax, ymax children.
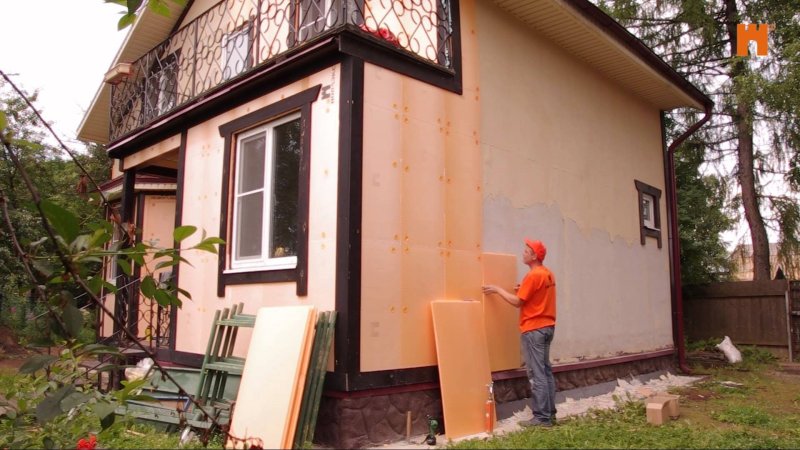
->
<box><xmin>217</xmin><ymin>85</ymin><xmax>321</xmax><ymax>297</ymax></box>
<box><xmin>228</xmin><ymin>112</ymin><xmax>302</xmax><ymax>272</ymax></box>
<box><xmin>634</xmin><ymin>180</ymin><xmax>662</xmax><ymax>248</ymax></box>
<box><xmin>144</xmin><ymin>50</ymin><xmax>180</xmax><ymax>120</ymax></box>
<box><xmin>221</xmin><ymin>22</ymin><xmax>254</xmax><ymax>81</ymax></box>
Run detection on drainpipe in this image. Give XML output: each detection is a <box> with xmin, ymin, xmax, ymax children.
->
<box><xmin>663</xmin><ymin>103</ymin><xmax>713</xmax><ymax>374</ymax></box>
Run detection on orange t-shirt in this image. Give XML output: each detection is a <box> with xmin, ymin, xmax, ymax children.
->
<box><xmin>516</xmin><ymin>265</ymin><xmax>556</xmax><ymax>333</ymax></box>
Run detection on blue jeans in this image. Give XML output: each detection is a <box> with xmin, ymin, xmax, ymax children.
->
<box><xmin>522</xmin><ymin>326</ymin><xmax>556</xmax><ymax>423</ymax></box>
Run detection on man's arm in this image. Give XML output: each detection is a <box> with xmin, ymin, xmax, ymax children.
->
<box><xmin>482</xmin><ymin>284</ymin><xmax>522</xmax><ymax>308</ymax></box>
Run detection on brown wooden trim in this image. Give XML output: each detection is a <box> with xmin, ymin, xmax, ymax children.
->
<box><xmin>156</xmin><ymin>348</ymin><xmax>204</xmax><ymax>368</ymax></box>
<box><xmin>634</xmin><ymin>179</ymin><xmax>662</xmax><ymax>248</ymax></box>
<box><xmin>222</xmin><ymin>269</ymin><xmax>297</xmax><ymax>286</ymax></box>
<box><xmin>324</xmin><ymin>381</ymin><xmax>440</xmax><ymax>399</ymax></box>
<box><xmin>296</xmin><ymin>101</ymin><xmax>313</xmax><ymax>296</ymax></box>
<box><xmin>325</xmin><ymin>365</ymin><xmax>438</xmax><ymax>392</ymax></box>
<box><xmin>216</xmin><ymin>85</ymin><xmax>322</xmax><ymax>298</ymax></box>
<box><xmin>218</xmin><ymin>85</ymin><xmax>322</xmax><ymax>135</ymax></box>
<box><xmin>114</xmin><ymin>169</ymin><xmax>137</xmax><ymax>337</ymax></box>
<box><xmin>169</xmin><ymin>131</ymin><xmax>188</xmax><ymax>353</ymax></box>
<box><xmin>217</xmin><ymin>133</ymin><xmax>233</xmax><ymax>298</ymax></box>
<box><xmin>129</xmin><ymin>192</ymin><xmax>146</xmax><ymax>335</ymax></box>
<box><xmin>137</xmin><ymin>165</ymin><xmax>178</xmax><ymax>178</ymax></box>
<box><xmin>337</xmin><ymin>29</ymin><xmax>462</xmax><ymax>94</ymax></box>
<box><xmin>332</xmin><ymin>56</ymin><xmax>365</xmax><ymax>388</ymax></box>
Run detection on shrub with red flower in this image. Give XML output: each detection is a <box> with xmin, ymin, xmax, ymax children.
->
<box><xmin>76</xmin><ymin>435</ymin><xmax>97</xmax><ymax>450</ymax></box>
<box><xmin>358</xmin><ymin>23</ymin><xmax>400</xmax><ymax>47</ymax></box>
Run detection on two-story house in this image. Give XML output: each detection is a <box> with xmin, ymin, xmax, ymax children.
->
<box><xmin>79</xmin><ymin>0</ymin><xmax>711</xmax><ymax>447</ymax></box>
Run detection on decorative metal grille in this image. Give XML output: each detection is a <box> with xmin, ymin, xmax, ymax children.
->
<box><xmin>110</xmin><ymin>0</ymin><xmax>455</xmax><ymax>140</ymax></box>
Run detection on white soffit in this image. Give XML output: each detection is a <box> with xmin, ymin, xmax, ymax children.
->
<box><xmin>491</xmin><ymin>0</ymin><xmax>705</xmax><ymax>111</ymax></box>
<box><xmin>77</xmin><ymin>2</ymin><xmax>186</xmax><ymax>144</ymax></box>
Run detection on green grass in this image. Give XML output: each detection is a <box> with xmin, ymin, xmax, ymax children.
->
<box><xmin>450</xmin><ymin>352</ymin><xmax>800</xmax><ymax>449</ymax></box>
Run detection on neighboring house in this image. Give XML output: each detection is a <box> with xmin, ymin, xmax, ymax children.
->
<box><xmin>730</xmin><ymin>243</ymin><xmax>797</xmax><ymax>280</ymax></box>
<box><xmin>78</xmin><ymin>0</ymin><xmax>711</xmax><ymax>447</ymax></box>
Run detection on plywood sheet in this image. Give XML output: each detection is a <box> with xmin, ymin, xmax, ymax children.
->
<box><xmin>481</xmin><ymin>253</ymin><xmax>522</xmax><ymax>372</ymax></box>
<box><xmin>431</xmin><ymin>300</ymin><xmax>492</xmax><ymax>440</ymax></box>
<box><xmin>228</xmin><ymin>306</ymin><xmax>316</xmax><ymax>449</ymax></box>
<box><xmin>283</xmin><ymin>309</ymin><xmax>317</xmax><ymax>448</ymax></box>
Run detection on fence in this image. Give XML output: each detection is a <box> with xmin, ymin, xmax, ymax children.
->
<box><xmin>683</xmin><ymin>280</ymin><xmax>794</xmax><ymax>359</ymax></box>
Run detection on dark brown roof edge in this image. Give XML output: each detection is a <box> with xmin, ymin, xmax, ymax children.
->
<box><xmin>98</xmin><ymin>173</ymin><xmax>178</xmax><ymax>192</ymax></box>
<box><xmin>565</xmin><ymin>0</ymin><xmax>713</xmax><ymax>109</ymax></box>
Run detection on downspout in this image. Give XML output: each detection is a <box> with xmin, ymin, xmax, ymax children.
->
<box><xmin>663</xmin><ymin>103</ymin><xmax>713</xmax><ymax>374</ymax></box>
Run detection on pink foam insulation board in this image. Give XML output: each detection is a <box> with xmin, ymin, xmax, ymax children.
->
<box><xmin>481</xmin><ymin>253</ymin><xmax>523</xmax><ymax>372</ymax></box>
<box><xmin>431</xmin><ymin>300</ymin><xmax>493</xmax><ymax>440</ymax></box>
<box><xmin>227</xmin><ymin>305</ymin><xmax>317</xmax><ymax>449</ymax></box>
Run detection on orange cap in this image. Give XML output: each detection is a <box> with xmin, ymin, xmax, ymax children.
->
<box><xmin>525</xmin><ymin>239</ymin><xmax>547</xmax><ymax>261</ymax></box>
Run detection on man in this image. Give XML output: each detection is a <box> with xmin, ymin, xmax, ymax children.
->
<box><xmin>482</xmin><ymin>239</ymin><xmax>556</xmax><ymax>428</ymax></box>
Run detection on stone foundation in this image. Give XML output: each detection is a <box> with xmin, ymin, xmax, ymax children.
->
<box><xmin>315</xmin><ymin>388</ymin><xmax>443</xmax><ymax>448</ymax></box>
<box><xmin>494</xmin><ymin>354</ymin><xmax>675</xmax><ymax>404</ymax></box>
<box><xmin>315</xmin><ymin>354</ymin><xmax>676</xmax><ymax>448</ymax></box>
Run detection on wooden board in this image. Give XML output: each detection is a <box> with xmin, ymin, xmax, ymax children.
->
<box><xmin>431</xmin><ymin>300</ymin><xmax>492</xmax><ymax>440</ymax></box>
<box><xmin>227</xmin><ymin>306</ymin><xmax>316</xmax><ymax>449</ymax></box>
<box><xmin>283</xmin><ymin>308</ymin><xmax>317</xmax><ymax>448</ymax></box>
<box><xmin>481</xmin><ymin>253</ymin><xmax>523</xmax><ymax>371</ymax></box>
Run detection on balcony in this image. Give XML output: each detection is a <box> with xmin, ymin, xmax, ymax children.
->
<box><xmin>109</xmin><ymin>0</ymin><xmax>456</xmax><ymax>141</ymax></box>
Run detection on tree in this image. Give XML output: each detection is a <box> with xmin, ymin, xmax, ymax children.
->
<box><xmin>675</xmin><ymin>138</ymin><xmax>735</xmax><ymax>284</ymax></box>
<box><xmin>0</xmin><ymin>73</ymin><xmax>227</xmax><ymax>447</ymax></box>
<box><xmin>597</xmin><ymin>0</ymin><xmax>800</xmax><ymax>281</ymax></box>
<box><xmin>0</xmin><ymin>81</ymin><xmax>111</xmax><ymax>338</ymax></box>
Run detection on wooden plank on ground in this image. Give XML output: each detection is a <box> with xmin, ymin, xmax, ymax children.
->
<box><xmin>283</xmin><ymin>308</ymin><xmax>317</xmax><ymax>449</ymax></box>
<box><xmin>227</xmin><ymin>305</ymin><xmax>316</xmax><ymax>449</ymax></box>
<box><xmin>481</xmin><ymin>253</ymin><xmax>522</xmax><ymax>372</ymax></box>
<box><xmin>431</xmin><ymin>300</ymin><xmax>493</xmax><ymax>440</ymax></box>
<box><xmin>293</xmin><ymin>311</ymin><xmax>336</xmax><ymax>449</ymax></box>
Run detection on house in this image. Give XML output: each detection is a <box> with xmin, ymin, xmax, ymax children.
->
<box><xmin>730</xmin><ymin>243</ymin><xmax>797</xmax><ymax>280</ymax></box>
<box><xmin>78</xmin><ymin>0</ymin><xmax>711</xmax><ymax>447</ymax></box>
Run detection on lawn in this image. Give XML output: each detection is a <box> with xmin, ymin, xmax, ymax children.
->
<box><xmin>450</xmin><ymin>348</ymin><xmax>800</xmax><ymax>449</ymax></box>
<box><xmin>2</xmin><ymin>347</ymin><xmax>799</xmax><ymax>448</ymax></box>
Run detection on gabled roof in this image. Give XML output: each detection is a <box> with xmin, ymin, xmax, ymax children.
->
<box><xmin>492</xmin><ymin>0</ymin><xmax>710</xmax><ymax>110</ymax></box>
<box><xmin>78</xmin><ymin>0</ymin><xmax>711</xmax><ymax>145</ymax></box>
<box><xmin>77</xmin><ymin>1</ymin><xmax>186</xmax><ymax>144</ymax></box>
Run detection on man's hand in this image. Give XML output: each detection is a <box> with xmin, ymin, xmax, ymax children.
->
<box><xmin>482</xmin><ymin>284</ymin><xmax>522</xmax><ymax>308</ymax></box>
<box><xmin>482</xmin><ymin>284</ymin><xmax>500</xmax><ymax>295</ymax></box>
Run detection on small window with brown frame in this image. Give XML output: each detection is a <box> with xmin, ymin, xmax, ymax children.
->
<box><xmin>634</xmin><ymin>180</ymin><xmax>662</xmax><ymax>248</ymax></box>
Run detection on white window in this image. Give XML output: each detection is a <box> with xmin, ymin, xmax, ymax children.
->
<box><xmin>298</xmin><ymin>0</ymin><xmax>335</xmax><ymax>42</ymax></box>
<box><xmin>229</xmin><ymin>113</ymin><xmax>301</xmax><ymax>271</ymax></box>
<box><xmin>642</xmin><ymin>194</ymin><xmax>656</xmax><ymax>230</ymax></box>
<box><xmin>222</xmin><ymin>25</ymin><xmax>252</xmax><ymax>81</ymax></box>
<box><xmin>145</xmin><ymin>52</ymin><xmax>179</xmax><ymax>118</ymax></box>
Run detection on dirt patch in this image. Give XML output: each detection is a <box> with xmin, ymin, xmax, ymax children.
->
<box><xmin>0</xmin><ymin>325</ymin><xmax>25</xmax><ymax>356</ymax></box>
<box><xmin>679</xmin><ymin>387</ymin><xmax>718</xmax><ymax>402</ymax></box>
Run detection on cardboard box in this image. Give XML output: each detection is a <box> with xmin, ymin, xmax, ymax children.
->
<box><xmin>646</xmin><ymin>394</ymin><xmax>680</xmax><ymax>425</ymax></box>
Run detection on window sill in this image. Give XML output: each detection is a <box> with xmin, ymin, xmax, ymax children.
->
<box><xmin>220</xmin><ymin>268</ymin><xmax>298</xmax><ymax>289</ymax></box>
<box><xmin>224</xmin><ymin>263</ymin><xmax>297</xmax><ymax>274</ymax></box>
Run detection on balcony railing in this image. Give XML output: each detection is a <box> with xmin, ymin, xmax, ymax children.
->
<box><xmin>110</xmin><ymin>0</ymin><xmax>455</xmax><ymax>141</ymax></box>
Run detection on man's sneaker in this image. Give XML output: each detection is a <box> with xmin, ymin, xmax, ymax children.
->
<box><xmin>519</xmin><ymin>419</ymin><xmax>553</xmax><ymax>428</ymax></box>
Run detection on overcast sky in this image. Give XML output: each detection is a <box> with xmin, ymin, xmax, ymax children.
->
<box><xmin>0</xmin><ymin>0</ymin><xmax>128</xmax><ymax>145</ymax></box>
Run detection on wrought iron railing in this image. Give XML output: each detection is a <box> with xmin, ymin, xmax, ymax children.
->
<box><xmin>110</xmin><ymin>0</ymin><xmax>455</xmax><ymax>140</ymax></box>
